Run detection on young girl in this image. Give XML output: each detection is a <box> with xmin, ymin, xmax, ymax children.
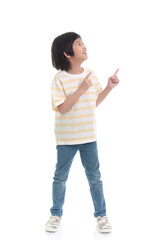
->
<box><xmin>45</xmin><ymin>32</ymin><xmax>119</xmax><ymax>233</ymax></box>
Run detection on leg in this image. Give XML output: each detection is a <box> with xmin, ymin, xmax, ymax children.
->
<box><xmin>79</xmin><ymin>141</ymin><xmax>106</xmax><ymax>217</ymax></box>
<box><xmin>50</xmin><ymin>144</ymin><xmax>78</xmax><ymax>216</ymax></box>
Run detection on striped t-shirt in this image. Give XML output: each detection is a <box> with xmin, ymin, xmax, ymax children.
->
<box><xmin>51</xmin><ymin>67</ymin><xmax>102</xmax><ymax>145</ymax></box>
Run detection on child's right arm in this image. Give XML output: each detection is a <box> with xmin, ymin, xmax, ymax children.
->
<box><xmin>57</xmin><ymin>72</ymin><xmax>92</xmax><ymax>114</ymax></box>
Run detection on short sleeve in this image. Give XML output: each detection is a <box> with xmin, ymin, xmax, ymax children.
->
<box><xmin>93</xmin><ymin>71</ymin><xmax>103</xmax><ymax>97</ymax></box>
<box><xmin>51</xmin><ymin>77</ymin><xmax>66</xmax><ymax>111</ymax></box>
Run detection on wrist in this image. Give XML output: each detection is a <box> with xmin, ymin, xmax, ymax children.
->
<box><xmin>77</xmin><ymin>86</ymin><xmax>85</xmax><ymax>96</ymax></box>
<box><xmin>106</xmin><ymin>85</ymin><xmax>112</xmax><ymax>92</ymax></box>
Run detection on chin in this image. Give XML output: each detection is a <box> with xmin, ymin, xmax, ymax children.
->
<box><xmin>83</xmin><ymin>57</ymin><xmax>88</xmax><ymax>62</ymax></box>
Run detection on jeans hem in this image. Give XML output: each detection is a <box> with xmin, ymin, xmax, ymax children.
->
<box><xmin>50</xmin><ymin>209</ymin><xmax>63</xmax><ymax>217</ymax></box>
<box><xmin>94</xmin><ymin>211</ymin><xmax>106</xmax><ymax>217</ymax></box>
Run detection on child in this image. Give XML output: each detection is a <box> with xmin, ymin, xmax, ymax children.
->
<box><xmin>45</xmin><ymin>32</ymin><xmax>120</xmax><ymax>233</ymax></box>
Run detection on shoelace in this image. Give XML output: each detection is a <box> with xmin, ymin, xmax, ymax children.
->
<box><xmin>97</xmin><ymin>216</ymin><xmax>110</xmax><ymax>229</ymax></box>
<box><xmin>97</xmin><ymin>216</ymin><xmax>109</xmax><ymax>223</ymax></box>
<box><xmin>47</xmin><ymin>216</ymin><xmax>60</xmax><ymax>226</ymax></box>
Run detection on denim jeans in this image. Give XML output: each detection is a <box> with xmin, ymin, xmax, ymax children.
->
<box><xmin>50</xmin><ymin>141</ymin><xmax>106</xmax><ymax>217</ymax></box>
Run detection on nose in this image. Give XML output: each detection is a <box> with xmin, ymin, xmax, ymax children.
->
<box><xmin>83</xmin><ymin>44</ymin><xmax>87</xmax><ymax>51</ymax></box>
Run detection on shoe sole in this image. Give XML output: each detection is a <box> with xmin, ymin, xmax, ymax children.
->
<box><xmin>97</xmin><ymin>226</ymin><xmax>112</xmax><ymax>233</ymax></box>
<box><xmin>45</xmin><ymin>227</ymin><xmax>58</xmax><ymax>233</ymax></box>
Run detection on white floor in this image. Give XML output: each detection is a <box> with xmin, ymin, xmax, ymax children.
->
<box><xmin>3</xmin><ymin>186</ymin><xmax>159</xmax><ymax>240</ymax></box>
<box><xmin>43</xmin><ymin>206</ymin><xmax>160</xmax><ymax>240</ymax></box>
<box><xmin>1</xmin><ymin>148</ymin><xmax>160</xmax><ymax>240</ymax></box>
<box><xmin>11</xmin><ymin>209</ymin><xmax>159</xmax><ymax>240</ymax></box>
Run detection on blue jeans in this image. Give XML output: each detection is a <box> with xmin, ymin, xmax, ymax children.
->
<box><xmin>50</xmin><ymin>141</ymin><xmax>106</xmax><ymax>217</ymax></box>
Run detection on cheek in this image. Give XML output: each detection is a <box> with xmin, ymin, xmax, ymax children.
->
<box><xmin>73</xmin><ymin>46</ymin><xmax>82</xmax><ymax>57</ymax></box>
<box><xmin>73</xmin><ymin>46</ymin><xmax>79</xmax><ymax>55</ymax></box>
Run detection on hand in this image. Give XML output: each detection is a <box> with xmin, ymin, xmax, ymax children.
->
<box><xmin>79</xmin><ymin>72</ymin><xmax>92</xmax><ymax>93</ymax></box>
<box><xmin>107</xmin><ymin>68</ymin><xmax>120</xmax><ymax>90</ymax></box>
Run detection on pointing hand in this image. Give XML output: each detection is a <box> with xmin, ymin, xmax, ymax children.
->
<box><xmin>79</xmin><ymin>72</ymin><xmax>92</xmax><ymax>93</ymax></box>
<box><xmin>107</xmin><ymin>68</ymin><xmax>120</xmax><ymax>90</ymax></box>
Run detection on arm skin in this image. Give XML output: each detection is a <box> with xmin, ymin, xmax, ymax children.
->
<box><xmin>58</xmin><ymin>84</ymin><xmax>112</xmax><ymax>114</ymax></box>
<box><xmin>57</xmin><ymin>72</ymin><xmax>92</xmax><ymax>114</ymax></box>
<box><xmin>96</xmin><ymin>85</ymin><xmax>112</xmax><ymax>107</ymax></box>
<box><xmin>57</xmin><ymin>69</ymin><xmax>120</xmax><ymax>113</ymax></box>
<box><xmin>57</xmin><ymin>87</ymin><xmax>85</xmax><ymax>114</ymax></box>
<box><xmin>96</xmin><ymin>68</ymin><xmax>120</xmax><ymax>107</ymax></box>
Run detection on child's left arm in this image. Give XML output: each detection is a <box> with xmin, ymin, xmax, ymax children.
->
<box><xmin>96</xmin><ymin>68</ymin><xmax>120</xmax><ymax>107</ymax></box>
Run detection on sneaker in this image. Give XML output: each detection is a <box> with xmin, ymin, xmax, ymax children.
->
<box><xmin>96</xmin><ymin>215</ymin><xmax>112</xmax><ymax>233</ymax></box>
<box><xmin>45</xmin><ymin>215</ymin><xmax>61</xmax><ymax>232</ymax></box>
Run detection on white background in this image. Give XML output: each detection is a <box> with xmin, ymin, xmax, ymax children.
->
<box><xmin>0</xmin><ymin>0</ymin><xmax>160</xmax><ymax>239</ymax></box>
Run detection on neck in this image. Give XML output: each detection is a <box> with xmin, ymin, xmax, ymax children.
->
<box><xmin>66</xmin><ymin>62</ymin><xmax>84</xmax><ymax>74</ymax></box>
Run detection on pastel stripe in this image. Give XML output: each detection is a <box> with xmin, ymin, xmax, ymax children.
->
<box><xmin>51</xmin><ymin>68</ymin><xmax>102</xmax><ymax>145</ymax></box>
<box><xmin>55</xmin><ymin>120</ymin><xmax>95</xmax><ymax>127</ymax></box>
<box><xmin>55</xmin><ymin>128</ymin><xmax>94</xmax><ymax>134</ymax></box>
<box><xmin>56</xmin><ymin>135</ymin><xmax>96</xmax><ymax>142</ymax></box>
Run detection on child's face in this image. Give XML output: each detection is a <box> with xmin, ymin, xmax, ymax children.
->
<box><xmin>72</xmin><ymin>38</ymin><xmax>88</xmax><ymax>62</ymax></box>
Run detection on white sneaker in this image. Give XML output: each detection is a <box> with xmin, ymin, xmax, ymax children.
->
<box><xmin>45</xmin><ymin>215</ymin><xmax>61</xmax><ymax>232</ymax></box>
<box><xmin>96</xmin><ymin>215</ymin><xmax>112</xmax><ymax>233</ymax></box>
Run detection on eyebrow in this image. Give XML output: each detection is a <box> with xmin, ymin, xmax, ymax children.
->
<box><xmin>75</xmin><ymin>39</ymin><xmax>82</xmax><ymax>44</ymax></box>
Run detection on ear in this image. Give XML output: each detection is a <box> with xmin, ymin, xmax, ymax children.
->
<box><xmin>63</xmin><ymin>52</ymin><xmax>72</xmax><ymax>59</ymax></box>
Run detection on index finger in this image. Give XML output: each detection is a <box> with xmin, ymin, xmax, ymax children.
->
<box><xmin>113</xmin><ymin>68</ymin><xmax>119</xmax><ymax>77</ymax></box>
<box><xmin>86</xmin><ymin>72</ymin><xmax>92</xmax><ymax>78</ymax></box>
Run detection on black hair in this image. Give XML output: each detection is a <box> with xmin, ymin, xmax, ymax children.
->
<box><xmin>51</xmin><ymin>32</ymin><xmax>81</xmax><ymax>71</ymax></box>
